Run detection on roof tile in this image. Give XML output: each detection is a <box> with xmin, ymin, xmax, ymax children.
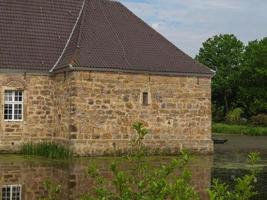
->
<box><xmin>0</xmin><ymin>0</ymin><xmax>213</xmax><ymax>76</ymax></box>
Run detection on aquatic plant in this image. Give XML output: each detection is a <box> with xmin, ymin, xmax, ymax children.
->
<box><xmin>21</xmin><ymin>142</ymin><xmax>72</xmax><ymax>159</ymax></box>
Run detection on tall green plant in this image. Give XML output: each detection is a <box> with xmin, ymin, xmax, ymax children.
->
<box><xmin>82</xmin><ymin>122</ymin><xmax>199</xmax><ymax>200</ymax></box>
<box><xmin>21</xmin><ymin>142</ymin><xmax>72</xmax><ymax>159</ymax></box>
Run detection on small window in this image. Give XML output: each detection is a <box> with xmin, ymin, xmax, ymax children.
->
<box><xmin>2</xmin><ymin>184</ymin><xmax>21</xmax><ymax>200</ymax></box>
<box><xmin>142</xmin><ymin>92</ymin><xmax>148</xmax><ymax>106</ymax></box>
<box><xmin>4</xmin><ymin>90</ymin><xmax>23</xmax><ymax>121</ymax></box>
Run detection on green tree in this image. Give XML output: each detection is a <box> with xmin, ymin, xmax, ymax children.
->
<box><xmin>196</xmin><ymin>34</ymin><xmax>245</xmax><ymax>116</ymax></box>
<box><xmin>237</xmin><ymin>38</ymin><xmax>267</xmax><ymax>116</ymax></box>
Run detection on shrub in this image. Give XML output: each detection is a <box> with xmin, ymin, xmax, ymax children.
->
<box><xmin>21</xmin><ymin>142</ymin><xmax>72</xmax><ymax>159</ymax></box>
<box><xmin>250</xmin><ymin>100</ymin><xmax>267</xmax><ymax>116</ymax></box>
<box><xmin>82</xmin><ymin>122</ymin><xmax>200</xmax><ymax>200</ymax></box>
<box><xmin>251</xmin><ymin>114</ymin><xmax>267</xmax><ymax>127</ymax></box>
<box><xmin>225</xmin><ymin>108</ymin><xmax>244</xmax><ymax>124</ymax></box>
<box><xmin>82</xmin><ymin>122</ymin><xmax>261</xmax><ymax>200</ymax></box>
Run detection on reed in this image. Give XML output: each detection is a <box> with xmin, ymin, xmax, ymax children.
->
<box><xmin>21</xmin><ymin>142</ymin><xmax>72</xmax><ymax>159</ymax></box>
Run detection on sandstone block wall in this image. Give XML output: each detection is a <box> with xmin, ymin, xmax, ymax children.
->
<box><xmin>68</xmin><ymin>71</ymin><xmax>213</xmax><ymax>155</ymax></box>
<box><xmin>0</xmin><ymin>71</ymin><xmax>213</xmax><ymax>155</ymax></box>
<box><xmin>0</xmin><ymin>74</ymin><xmax>55</xmax><ymax>152</ymax></box>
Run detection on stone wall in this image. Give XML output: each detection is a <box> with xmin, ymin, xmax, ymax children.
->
<box><xmin>53</xmin><ymin>72</ymin><xmax>74</xmax><ymax>141</ymax></box>
<box><xmin>0</xmin><ymin>71</ymin><xmax>213</xmax><ymax>155</ymax></box>
<box><xmin>68</xmin><ymin>71</ymin><xmax>213</xmax><ymax>155</ymax></box>
<box><xmin>0</xmin><ymin>73</ymin><xmax>55</xmax><ymax>152</ymax></box>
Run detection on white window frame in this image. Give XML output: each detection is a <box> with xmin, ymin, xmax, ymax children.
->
<box><xmin>3</xmin><ymin>90</ymin><xmax>23</xmax><ymax>122</ymax></box>
<box><xmin>2</xmin><ymin>184</ymin><xmax>22</xmax><ymax>200</ymax></box>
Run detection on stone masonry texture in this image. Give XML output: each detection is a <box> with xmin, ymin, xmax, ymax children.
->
<box><xmin>0</xmin><ymin>71</ymin><xmax>213</xmax><ymax>155</ymax></box>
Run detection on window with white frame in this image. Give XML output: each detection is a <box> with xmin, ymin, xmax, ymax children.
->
<box><xmin>2</xmin><ymin>184</ymin><xmax>21</xmax><ymax>200</ymax></box>
<box><xmin>4</xmin><ymin>90</ymin><xmax>23</xmax><ymax>121</ymax></box>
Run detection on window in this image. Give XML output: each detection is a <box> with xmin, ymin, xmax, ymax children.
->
<box><xmin>142</xmin><ymin>92</ymin><xmax>148</xmax><ymax>106</ymax></box>
<box><xmin>4</xmin><ymin>90</ymin><xmax>23</xmax><ymax>121</ymax></box>
<box><xmin>2</xmin><ymin>185</ymin><xmax>21</xmax><ymax>200</ymax></box>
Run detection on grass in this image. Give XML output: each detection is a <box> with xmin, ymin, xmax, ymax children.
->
<box><xmin>21</xmin><ymin>142</ymin><xmax>72</xmax><ymax>159</ymax></box>
<box><xmin>213</xmin><ymin>123</ymin><xmax>267</xmax><ymax>136</ymax></box>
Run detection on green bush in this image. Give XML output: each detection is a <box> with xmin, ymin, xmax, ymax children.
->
<box><xmin>251</xmin><ymin>114</ymin><xmax>267</xmax><ymax>127</ymax></box>
<box><xmin>81</xmin><ymin>122</ymin><xmax>261</xmax><ymax>200</ymax></box>
<box><xmin>225</xmin><ymin>108</ymin><xmax>244</xmax><ymax>124</ymax></box>
<box><xmin>82</xmin><ymin>122</ymin><xmax>200</xmax><ymax>200</ymax></box>
<box><xmin>250</xmin><ymin>100</ymin><xmax>267</xmax><ymax>116</ymax></box>
<box><xmin>21</xmin><ymin>142</ymin><xmax>72</xmax><ymax>159</ymax></box>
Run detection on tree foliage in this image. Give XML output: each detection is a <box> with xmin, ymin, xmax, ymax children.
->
<box><xmin>237</xmin><ymin>38</ymin><xmax>267</xmax><ymax>116</ymax></box>
<box><xmin>196</xmin><ymin>34</ymin><xmax>267</xmax><ymax>121</ymax></box>
<box><xmin>196</xmin><ymin>34</ymin><xmax>245</xmax><ymax>115</ymax></box>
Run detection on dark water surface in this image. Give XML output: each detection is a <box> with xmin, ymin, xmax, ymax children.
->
<box><xmin>0</xmin><ymin>134</ymin><xmax>267</xmax><ymax>200</ymax></box>
<box><xmin>213</xmin><ymin>134</ymin><xmax>267</xmax><ymax>200</ymax></box>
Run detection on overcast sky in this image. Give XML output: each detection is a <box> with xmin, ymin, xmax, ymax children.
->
<box><xmin>119</xmin><ymin>0</ymin><xmax>267</xmax><ymax>57</ymax></box>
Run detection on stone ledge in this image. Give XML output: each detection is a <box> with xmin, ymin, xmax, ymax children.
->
<box><xmin>70</xmin><ymin>139</ymin><xmax>214</xmax><ymax>156</ymax></box>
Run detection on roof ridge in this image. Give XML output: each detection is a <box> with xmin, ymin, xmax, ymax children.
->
<box><xmin>76</xmin><ymin>0</ymin><xmax>87</xmax><ymax>51</ymax></box>
<box><xmin>49</xmin><ymin>0</ymin><xmax>86</xmax><ymax>73</ymax></box>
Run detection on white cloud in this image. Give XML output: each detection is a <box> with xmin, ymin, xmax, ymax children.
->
<box><xmin>119</xmin><ymin>0</ymin><xmax>267</xmax><ymax>57</ymax></box>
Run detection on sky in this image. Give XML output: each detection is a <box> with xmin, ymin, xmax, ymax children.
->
<box><xmin>119</xmin><ymin>0</ymin><xmax>267</xmax><ymax>57</ymax></box>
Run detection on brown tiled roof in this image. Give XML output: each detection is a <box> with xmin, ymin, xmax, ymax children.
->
<box><xmin>0</xmin><ymin>0</ymin><xmax>83</xmax><ymax>72</ymax></box>
<box><xmin>0</xmin><ymin>0</ymin><xmax>213</xmax><ymax>76</ymax></box>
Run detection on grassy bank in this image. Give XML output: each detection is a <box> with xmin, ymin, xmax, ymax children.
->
<box><xmin>212</xmin><ymin>123</ymin><xmax>267</xmax><ymax>136</ymax></box>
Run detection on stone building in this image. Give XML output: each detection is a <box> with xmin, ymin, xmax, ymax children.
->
<box><xmin>0</xmin><ymin>0</ymin><xmax>214</xmax><ymax>155</ymax></box>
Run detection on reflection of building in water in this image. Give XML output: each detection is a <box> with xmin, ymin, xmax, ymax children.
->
<box><xmin>0</xmin><ymin>156</ymin><xmax>213</xmax><ymax>200</ymax></box>
<box><xmin>0</xmin><ymin>162</ymin><xmax>69</xmax><ymax>200</ymax></box>
<box><xmin>2</xmin><ymin>185</ymin><xmax>21</xmax><ymax>200</ymax></box>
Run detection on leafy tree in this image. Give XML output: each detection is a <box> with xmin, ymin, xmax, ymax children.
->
<box><xmin>196</xmin><ymin>34</ymin><xmax>245</xmax><ymax>116</ymax></box>
<box><xmin>237</xmin><ymin>38</ymin><xmax>267</xmax><ymax>116</ymax></box>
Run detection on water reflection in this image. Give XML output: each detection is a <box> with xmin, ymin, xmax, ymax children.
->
<box><xmin>213</xmin><ymin>134</ymin><xmax>267</xmax><ymax>200</ymax></box>
<box><xmin>0</xmin><ymin>156</ymin><xmax>213</xmax><ymax>200</ymax></box>
<box><xmin>1</xmin><ymin>135</ymin><xmax>267</xmax><ymax>200</ymax></box>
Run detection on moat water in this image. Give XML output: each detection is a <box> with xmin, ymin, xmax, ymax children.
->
<box><xmin>0</xmin><ymin>134</ymin><xmax>267</xmax><ymax>200</ymax></box>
